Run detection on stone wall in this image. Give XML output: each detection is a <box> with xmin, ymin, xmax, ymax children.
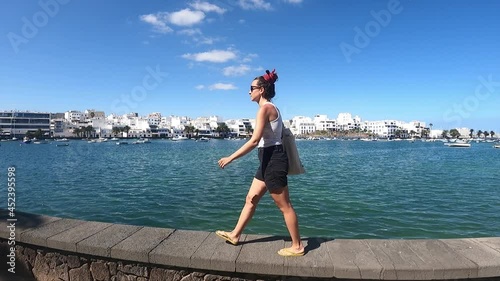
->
<box><xmin>2</xmin><ymin>210</ymin><xmax>500</xmax><ymax>281</ymax></box>
<box><xmin>0</xmin><ymin>240</ymin><xmax>309</xmax><ymax>281</ymax></box>
<box><xmin>3</xmin><ymin>241</ymin><xmax>500</xmax><ymax>281</ymax></box>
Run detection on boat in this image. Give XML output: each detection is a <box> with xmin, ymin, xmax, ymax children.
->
<box><xmin>494</xmin><ymin>144</ymin><xmax>500</xmax><ymax>149</ymax></box>
<box><xmin>55</xmin><ymin>138</ymin><xmax>69</xmax><ymax>142</ymax></box>
<box><xmin>33</xmin><ymin>140</ymin><xmax>49</xmax><ymax>144</ymax></box>
<box><xmin>116</xmin><ymin>141</ymin><xmax>129</xmax><ymax>145</ymax></box>
<box><xmin>197</xmin><ymin>137</ymin><xmax>209</xmax><ymax>142</ymax></box>
<box><xmin>445</xmin><ymin>142</ymin><xmax>471</xmax><ymax>147</ymax></box>
<box><xmin>22</xmin><ymin>137</ymin><xmax>31</xmax><ymax>144</ymax></box>
<box><xmin>172</xmin><ymin>136</ymin><xmax>188</xmax><ymax>141</ymax></box>
<box><xmin>56</xmin><ymin>143</ymin><xmax>69</xmax><ymax>147</ymax></box>
<box><xmin>110</xmin><ymin>137</ymin><xmax>119</xmax><ymax>141</ymax></box>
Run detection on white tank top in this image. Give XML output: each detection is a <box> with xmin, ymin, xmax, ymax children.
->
<box><xmin>257</xmin><ymin>102</ymin><xmax>283</xmax><ymax>148</ymax></box>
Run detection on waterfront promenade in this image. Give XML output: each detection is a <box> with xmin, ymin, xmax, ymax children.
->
<box><xmin>1</xmin><ymin>210</ymin><xmax>499</xmax><ymax>281</ymax></box>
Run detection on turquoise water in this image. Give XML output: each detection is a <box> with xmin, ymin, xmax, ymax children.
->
<box><xmin>1</xmin><ymin>139</ymin><xmax>499</xmax><ymax>239</ymax></box>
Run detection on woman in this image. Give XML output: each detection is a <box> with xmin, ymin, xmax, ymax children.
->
<box><xmin>217</xmin><ymin>69</ymin><xmax>304</xmax><ymax>257</ymax></box>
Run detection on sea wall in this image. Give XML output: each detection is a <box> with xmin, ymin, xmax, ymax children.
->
<box><xmin>1</xmin><ymin>210</ymin><xmax>500</xmax><ymax>281</ymax></box>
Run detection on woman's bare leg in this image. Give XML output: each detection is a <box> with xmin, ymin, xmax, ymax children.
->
<box><xmin>270</xmin><ymin>186</ymin><xmax>304</xmax><ymax>253</ymax></box>
<box><xmin>223</xmin><ymin>178</ymin><xmax>267</xmax><ymax>243</ymax></box>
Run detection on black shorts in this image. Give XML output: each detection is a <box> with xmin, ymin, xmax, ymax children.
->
<box><xmin>255</xmin><ymin>145</ymin><xmax>288</xmax><ymax>191</ymax></box>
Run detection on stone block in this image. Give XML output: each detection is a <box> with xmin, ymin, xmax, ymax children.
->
<box><xmin>150</xmin><ymin>229</ymin><xmax>210</xmax><ymax>268</ymax></box>
<box><xmin>235</xmin><ymin>234</ymin><xmax>285</xmax><ymax>276</ymax></box>
<box><xmin>191</xmin><ymin>232</ymin><xmax>247</xmax><ymax>272</ymax></box>
<box><xmin>20</xmin><ymin>219</ymin><xmax>84</xmax><ymax>247</ymax></box>
<box><xmin>111</xmin><ymin>226</ymin><xmax>174</xmax><ymax>263</ymax></box>
<box><xmin>77</xmin><ymin>224</ymin><xmax>142</xmax><ymax>257</ymax></box>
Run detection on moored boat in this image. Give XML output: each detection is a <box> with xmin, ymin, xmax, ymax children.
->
<box><xmin>445</xmin><ymin>142</ymin><xmax>471</xmax><ymax>147</ymax></box>
<box><xmin>172</xmin><ymin>136</ymin><xmax>188</xmax><ymax>141</ymax></box>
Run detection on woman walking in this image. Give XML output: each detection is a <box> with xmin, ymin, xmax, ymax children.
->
<box><xmin>216</xmin><ymin>69</ymin><xmax>304</xmax><ymax>257</ymax></box>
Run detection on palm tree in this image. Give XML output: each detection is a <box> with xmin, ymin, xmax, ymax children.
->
<box><xmin>245</xmin><ymin>126</ymin><xmax>253</xmax><ymax>137</ymax></box>
<box><xmin>216</xmin><ymin>123</ymin><xmax>231</xmax><ymax>138</ymax></box>
<box><xmin>112</xmin><ymin>127</ymin><xmax>121</xmax><ymax>137</ymax></box>
<box><xmin>469</xmin><ymin>129</ymin><xmax>474</xmax><ymax>138</ymax></box>
<box><xmin>85</xmin><ymin>125</ymin><xmax>95</xmax><ymax>138</ymax></box>
<box><xmin>73</xmin><ymin>128</ymin><xmax>81</xmax><ymax>138</ymax></box>
<box><xmin>421</xmin><ymin>129</ymin><xmax>429</xmax><ymax>139</ymax></box>
<box><xmin>215</xmin><ymin>125</ymin><xmax>223</xmax><ymax>137</ymax></box>
<box><xmin>394</xmin><ymin>129</ymin><xmax>403</xmax><ymax>139</ymax></box>
<box><xmin>409</xmin><ymin>130</ymin><xmax>416</xmax><ymax>139</ymax></box>
<box><xmin>449</xmin><ymin>129</ymin><xmax>460</xmax><ymax>139</ymax></box>
<box><xmin>123</xmin><ymin>126</ymin><xmax>131</xmax><ymax>138</ymax></box>
<box><xmin>477</xmin><ymin>130</ymin><xmax>483</xmax><ymax>138</ymax></box>
<box><xmin>183</xmin><ymin>125</ymin><xmax>195</xmax><ymax>138</ymax></box>
<box><xmin>490</xmin><ymin>131</ymin><xmax>495</xmax><ymax>139</ymax></box>
<box><xmin>34</xmin><ymin>129</ymin><xmax>44</xmax><ymax>139</ymax></box>
<box><xmin>484</xmin><ymin>130</ymin><xmax>489</xmax><ymax>139</ymax></box>
<box><xmin>441</xmin><ymin>130</ymin><xmax>449</xmax><ymax>139</ymax></box>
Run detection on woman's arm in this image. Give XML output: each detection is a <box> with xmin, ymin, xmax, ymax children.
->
<box><xmin>218</xmin><ymin>104</ymin><xmax>272</xmax><ymax>169</ymax></box>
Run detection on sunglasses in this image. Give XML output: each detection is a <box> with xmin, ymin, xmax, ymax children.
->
<box><xmin>250</xmin><ymin>85</ymin><xmax>262</xmax><ymax>91</ymax></box>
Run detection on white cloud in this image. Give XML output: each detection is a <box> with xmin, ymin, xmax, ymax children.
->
<box><xmin>139</xmin><ymin>14</ymin><xmax>173</xmax><ymax>34</ymax></box>
<box><xmin>284</xmin><ymin>0</ymin><xmax>303</xmax><ymax>3</ymax></box>
<box><xmin>182</xmin><ymin>49</ymin><xmax>237</xmax><ymax>63</ymax></box>
<box><xmin>178</xmin><ymin>28</ymin><xmax>202</xmax><ymax>36</ymax></box>
<box><xmin>169</xmin><ymin>8</ymin><xmax>205</xmax><ymax>26</ymax></box>
<box><xmin>195</xmin><ymin>85</ymin><xmax>205</xmax><ymax>90</ymax></box>
<box><xmin>242</xmin><ymin>53</ymin><xmax>258</xmax><ymax>63</ymax></box>
<box><xmin>238</xmin><ymin>0</ymin><xmax>272</xmax><ymax>10</ymax></box>
<box><xmin>189</xmin><ymin>1</ymin><xmax>227</xmax><ymax>14</ymax></box>
<box><xmin>209</xmin><ymin>83</ymin><xmax>237</xmax><ymax>90</ymax></box>
<box><xmin>193</xmin><ymin>36</ymin><xmax>219</xmax><ymax>45</ymax></box>
<box><xmin>223</xmin><ymin>65</ymin><xmax>251</xmax><ymax>76</ymax></box>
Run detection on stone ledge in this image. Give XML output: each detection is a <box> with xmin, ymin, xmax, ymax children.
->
<box><xmin>1</xmin><ymin>210</ymin><xmax>500</xmax><ymax>280</ymax></box>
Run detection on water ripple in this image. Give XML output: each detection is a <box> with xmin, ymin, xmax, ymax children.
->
<box><xmin>1</xmin><ymin>140</ymin><xmax>499</xmax><ymax>238</ymax></box>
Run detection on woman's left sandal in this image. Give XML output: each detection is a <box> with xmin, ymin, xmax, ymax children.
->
<box><xmin>277</xmin><ymin>248</ymin><xmax>305</xmax><ymax>257</ymax></box>
<box><xmin>215</xmin><ymin>230</ymin><xmax>238</xmax><ymax>245</ymax></box>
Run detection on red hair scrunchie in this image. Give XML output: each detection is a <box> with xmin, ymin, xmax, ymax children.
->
<box><xmin>263</xmin><ymin>69</ymin><xmax>276</xmax><ymax>83</ymax></box>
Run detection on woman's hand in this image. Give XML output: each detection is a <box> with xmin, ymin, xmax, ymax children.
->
<box><xmin>218</xmin><ymin>157</ymin><xmax>233</xmax><ymax>169</ymax></box>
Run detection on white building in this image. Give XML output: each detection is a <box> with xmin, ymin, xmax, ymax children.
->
<box><xmin>191</xmin><ymin>116</ymin><xmax>222</xmax><ymax>136</ymax></box>
<box><xmin>362</xmin><ymin>120</ymin><xmax>398</xmax><ymax>138</ymax></box>
<box><xmin>336</xmin><ymin>113</ymin><xmax>361</xmax><ymax>131</ymax></box>
<box><xmin>64</xmin><ymin>110</ymin><xmax>84</xmax><ymax>123</ymax></box>
<box><xmin>170</xmin><ymin>116</ymin><xmax>191</xmax><ymax>130</ymax></box>
<box><xmin>84</xmin><ymin>109</ymin><xmax>105</xmax><ymax>120</ymax></box>
<box><xmin>225</xmin><ymin>118</ymin><xmax>252</xmax><ymax>137</ymax></box>
<box><xmin>398</xmin><ymin>120</ymin><xmax>426</xmax><ymax>137</ymax></box>
<box><xmin>313</xmin><ymin>114</ymin><xmax>337</xmax><ymax>132</ymax></box>
<box><xmin>147</xmin><ymin>112</ymin><xmax>162</xmax><ymax>126</ymax></box>
<box><xmin>291</xmin><ymin>116</ymin><xmax>315</xmax><ymax>135</ymax></box>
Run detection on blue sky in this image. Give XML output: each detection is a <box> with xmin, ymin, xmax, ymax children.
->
<box><xmin>1</xmin><ymin>0</ymin><xmax>499</xmax><ymax>131</ymax></box>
